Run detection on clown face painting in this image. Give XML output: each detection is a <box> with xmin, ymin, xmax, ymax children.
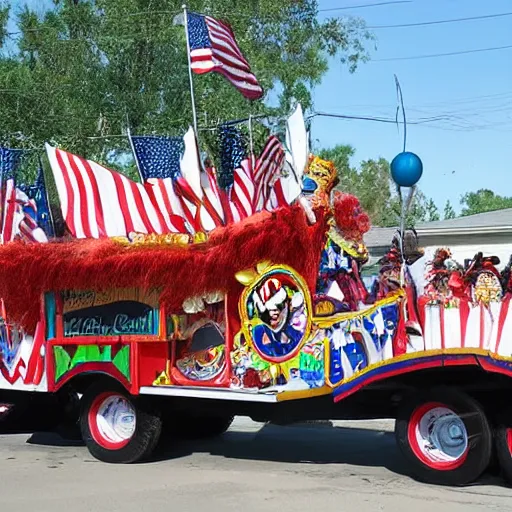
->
<box><xmin>249</xmin><ymin>276</ymin><xmax>308</xmax><ymax>360</ymax></box>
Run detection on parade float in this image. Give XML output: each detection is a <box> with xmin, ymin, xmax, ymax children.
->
<box><xmin>0</xmin><ymin>8</ymin><xmax>512</xmax><ymax>489</ymax></box>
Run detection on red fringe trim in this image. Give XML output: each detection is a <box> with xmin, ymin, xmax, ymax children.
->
<box><xmin>0</xmin><ymin>205</ymin><xmax>328</xmax><ymax>332</ymax></box>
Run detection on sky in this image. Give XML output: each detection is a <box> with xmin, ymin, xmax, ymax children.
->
<box><xmin>4</xmin><ymin>0</ymin><xmax>512</xmax><ymax>214</ymax></box>
<box><xmin>313</xmin><ymin>0</ymin><xmax>512</xmax><ymax>213</ymax></box>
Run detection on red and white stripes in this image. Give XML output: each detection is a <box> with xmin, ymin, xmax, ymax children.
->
<box><xmin>46</xmin><ymin>144</ymin><xmax>165</xmax><ymax>238</ymax></box>
<box><xmin>46</xmin><ymin>131</ymin><xmax>292</xmax><ymax>240</ymax></box>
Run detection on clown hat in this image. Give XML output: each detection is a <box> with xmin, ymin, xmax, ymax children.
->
<box><xmin>253</xmin><ymin>278</ymin><xmax>287</xmax><ymax>313</ymax></box>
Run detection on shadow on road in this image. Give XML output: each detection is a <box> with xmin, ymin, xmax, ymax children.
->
<box><xmin>159</xmin><ymin>422</ymin><xmax>407</xmax><ymax>473</ymax></box>
<box><xmin>13</xmin><ymin>420</ymin><xmax>507</xmax><ymax>487</ymax></box>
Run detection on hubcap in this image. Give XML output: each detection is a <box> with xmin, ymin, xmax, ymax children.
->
<box><xmin>93</xmin><ymin>395</ymin><xmax>136</xmax><ymax>446</ymax></box>
<box><xmin>410</xmin><ymin>404</ymin><xmax>468</xmax><ymax>468</ymax></box>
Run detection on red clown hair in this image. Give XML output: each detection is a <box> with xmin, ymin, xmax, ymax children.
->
<box><xmin>332</xmin><ymin>191</ymin><xmax>371</xmax><ymax>243</ymax></box>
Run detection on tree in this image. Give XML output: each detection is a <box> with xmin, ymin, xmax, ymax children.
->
<box><xmin>424</xmin><ymin>198</ymin><xmax>440</xmax><ymax>222</ymax></box>
<box><xmin>460</xmin><ymin>189</ymin><xmax>512</xmax><ymax>216</ymax></box>
<box><xmin>318</xmin><ymin>144</ymin><xmax>358</xmax><ymax>193</ymax></box>
<box><xmin>0</xmin><ymin>0</ymin><xmax>373</xmax><ymax>172</ymax></box>
<box><xmin>444</xmin><ymin>200</ymin><xmax>456</xmax><ymax>220</ymax></box>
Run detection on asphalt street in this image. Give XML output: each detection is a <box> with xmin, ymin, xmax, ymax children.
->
<box><xmin>0</xmin><ymin>418</ymin><xmax>511</xmax><ymax>512</ymax></box>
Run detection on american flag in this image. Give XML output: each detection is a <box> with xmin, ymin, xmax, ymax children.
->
<box><xmin>131</xmin><ymin>136</ymin><xmax>184</xmax><ymax>181</ymax></box>
<box><xmin>253</xmin><ymin>135</ymin><xmax>286</xmax><ymax>210</ymax></box>
<box><xmin>19</xmin><ymin>163</ymin><xmax>55</xmax><ymax>239</ymax></box>
<box><xmin>187</xmin><ymin>12</ymin><xmax>264</xmax><ymax>100</ymax></box>
<box><xmin>130</xmin><ymin>130</ymin><xmax>224</xmax><ymax>233</ymax></box>
<box><xmin>230</xmin><ymin>159</ymin><xmax>255</xmax><ymax>219</ymax></box>
<box><xmin>131</xmin><ymin>135</ymin><xmax>190</xmax><ymax>233</ymax></box>
<box><xmin>0</xmin><ymin>148</ymin><xmax>48</xmax><ymax>244</ymax></box>
<box><xmin>46</xmin><ymin>144</ymin><xmax>171</xmax><ymax>238</ymax></box>
<box><xmin>218</xmin><ymin>125</ymin><xmax>246</xmax><ymax>190</ymax></box>
<box><xmin>15</xmin><ymin>189</ymin><xmax>48</xmax><ymax>243</ymax></box>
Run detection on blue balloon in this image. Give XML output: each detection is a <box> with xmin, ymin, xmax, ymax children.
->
<box><xmin>390</xmin><ymin>151</ymin><xmax>423</xmax><ymax>187</ymax></box>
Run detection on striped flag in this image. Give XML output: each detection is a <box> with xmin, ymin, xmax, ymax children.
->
<box><xmin>253</xmin><ymin>135</ymin><xmax>286</xmax><ymax>210</ymax></box>
<box><xmin>131</xmin><ymin>135</ymin><xmax>190</xmax><ymax>233</ymax></box>
<box><xmin>0</xmin><ymin>148</ymin><xmax>23</xmax><ymax>243</ymax></box>
<box><xmin>0</xmin><ymin>148</ymin><xmax>48</xmax><ymax>244</ymax></box>
<box><xmin>19</xmin><ymin>163</ymin><xmax>55</xmax><ymax>239</ymax></box>
<box><xmin>45</xmin><ymin>144</ymin><xmax>167</xmax><ymax>238</ymax></box>
<box><xmin>186</xmin><ymin>12</ymin><xmax>263</xmax><ymax>100</ymax></box>
<box><xmin>230</xmin><ymin>159</ymin><xmax>255</xmax><ymax>219</ymax></box>
<box><xmin>131</xmin><ymin>128</ymin><xmax>225</xmax><ymax>233</ymax></box>
<box><xmin>15</xmin><ymin>189</ymin><xmax>48</xmax><ymax>243</ymax></box>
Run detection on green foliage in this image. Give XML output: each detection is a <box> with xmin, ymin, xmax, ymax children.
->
<box><xmin>443</xmin><ymin>200</ymin><xmax>456</xmax><ymax>220</ymax></box>
<box><xmin>424</xmin><ymin>198</ymin><xmax>440</xmax><ymax>222</ymax></box>
<box><xmin>0</xmin><ymin>5</ymin><xmax>9</xmax><ymax>48</ymax></box>
<box><xmin>460</xmin><ymin>189</ymin><xmax>512</xmax><ymax>216</ymax></box>
<box><xmin>0</xmin><ymin>0</ymin><xmax>372</xmax><ymax>171</ymax></box>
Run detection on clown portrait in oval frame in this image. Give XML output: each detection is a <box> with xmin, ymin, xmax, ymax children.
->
<box><xmin>241</xmin><ymin>267</ymin><xmax>312</xmax><ymax>363</ymax></box>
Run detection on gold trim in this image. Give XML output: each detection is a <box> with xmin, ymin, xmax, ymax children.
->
<box><xmin>276</xmin><ymin>384</ymin><xmax>332</xmax><ymax>402</ymax></box>
<box><xmin>330</xmin><ymin>347</ymin><xmax>509</xmax><ymax>389</ymax></box>
<box><xmin>313</xmin><ymin>291</ymin><xmax>405</xmax><ymax>328</ymax></box>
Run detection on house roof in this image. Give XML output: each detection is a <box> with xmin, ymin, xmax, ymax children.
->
<box><xmin>364</xmin><ymin>226</ymin><xmax>397</xmax><ymax>248</ymax></box>
<box><xmin>364</xmin><ymin>208</ymin><xmax>512</xmax><ymax>249</ymax></box>
<box><xmin>416</xmin><ymin>208</ymin><xmax>512</xmax><ymax>231</ymax></box>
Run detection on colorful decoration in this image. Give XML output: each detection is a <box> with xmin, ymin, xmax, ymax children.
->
<box><xmin>53</xmin><ymin>344</ymin><xmax>130</xmax><ymax>382</ymax></box>
<box><xmin>175</xmin><ymin>345</ymin><xmax>225</xmax><ymax>381</ymax></box>
<box><xmin>1</xmin><ymin>145</ymin><xmax>512</xmax><ymax>434</ymax></box>
<box><xmin>0</xmin><ymin>205</ymin><xmax>327</xmax><ymax>332</ymax></box>
<box><xmin>237</xmin><ymin>264</ymin><xmax>312</xmax><ymax>363</ymax></box>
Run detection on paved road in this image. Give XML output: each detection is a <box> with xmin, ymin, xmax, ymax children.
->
<box><xmin>0</xmin><ymin>418</ymin><xmax>511</xmax><ymax>512</ymax></box>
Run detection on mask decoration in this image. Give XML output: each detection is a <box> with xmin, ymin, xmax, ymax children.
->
<box><xmin>301</xmin><ymin>156</ymin><xmax>339</xmax><ymax>210</ymax></box>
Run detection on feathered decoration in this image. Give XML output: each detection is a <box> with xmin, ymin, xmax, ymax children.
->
<box><xmin>0</xmin><ymin>205</ymin><xmax>328</xmax><ymax>332</ymax></box>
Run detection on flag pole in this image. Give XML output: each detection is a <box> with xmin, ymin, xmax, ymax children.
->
<box><xmin>182</xmin><ymin>5</ymin><xmax>199</xmax><ymax>137</ymax></box>
<box><xmin>248</xmin><ymin>114</ymin><xmax>255</xmax><ymax>169</ymax></box>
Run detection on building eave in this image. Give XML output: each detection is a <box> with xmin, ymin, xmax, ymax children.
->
<box><xmin>416</xmin><ymin>226</ymin><xmax>512</xmax><ymax>237</ymax></box>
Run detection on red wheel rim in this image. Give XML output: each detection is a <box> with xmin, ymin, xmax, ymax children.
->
<box><xmin>506</xmin><ymin>428</ymin><xmax>512</xmax><ymax>456</ymax></box>
<box><xmin>88</xmin><ymin>392</ymin><xmax>136</xmax><ymax>450</ymax></box>
<box><xmin>407</xmin><ymin>402</ymin><xmax>469</xmax><ymax>471</ymax></box>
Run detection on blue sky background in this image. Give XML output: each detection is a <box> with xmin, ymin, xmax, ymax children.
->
<box><xmin>5</xmin><ymin>0</ymin><xmax>512</xmax><ymax>213</ymax></box>
<box><xmin>314</xmin><ymin>0</ymin><xmax>512</xmax><ymax>213</ymax></box>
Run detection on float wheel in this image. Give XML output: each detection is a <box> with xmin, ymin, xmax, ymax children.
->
<box><xmin>395</xmin><ymin>387</ymin><xmax>492</xmax><ymax>486</ymax></box>
<box><xmin>494</xmin><ymin>417</ymin><xmax>512</xmax><ymax>485</ymax></box>
<box><xmin>80</xmin><ymin>381</ymin><xmax>161</xmax><ymax>463</ymax></box>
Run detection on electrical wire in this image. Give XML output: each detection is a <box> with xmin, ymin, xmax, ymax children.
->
<box><xmin>368</xmin><ymin>11</ymin><xmax>512</xmax><ymax>29</ymax></box>
<box><xmin>319</xmin><ymin>1</ymin><xmax>412</xmax><ymax>12</ymax></box>
<box><xmin>373</xmin><ymin>43</ymin><xmax>512</xmax><ymax>61</ymax></box>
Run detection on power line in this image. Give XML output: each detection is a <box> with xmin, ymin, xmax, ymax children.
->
<box><xmin>319</xmin><ymin>1</ymin><xmax>411</xmax><ymax>12</ymax></box>
<box><xmin>368</xmin><ymin>11</ymin><xmax>512</xmax><ymax>29</ymax></box>
<box><xmin>374</xmin><ymin>43</ymin><xmax>512</xmax><ymax>61</ymax></box>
